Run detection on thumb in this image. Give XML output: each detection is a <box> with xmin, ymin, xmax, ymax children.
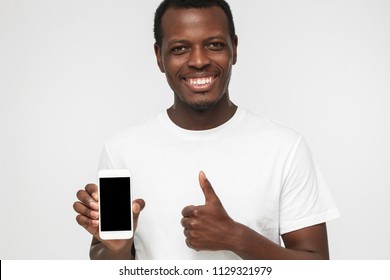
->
<box><xmin>132</xmin><ymin>199</ymin><xmax>145</xmax><ymax>230</ymax></box>
<box><xmin>199</xmin><ymin>171</ymin><xmax>221</xmax><ymax>205</ymax></box>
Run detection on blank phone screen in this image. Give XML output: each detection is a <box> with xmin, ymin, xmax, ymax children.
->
<box><xmin>99</xmin><ymin>177</ymin><xmax>131</xmax><ymax>231</ymax></box>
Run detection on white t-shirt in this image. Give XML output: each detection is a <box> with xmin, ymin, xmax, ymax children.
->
<box><xmin>99</xmin><ymin>107</ymin><xmax>339</xmax><ymax>259</ymax></box>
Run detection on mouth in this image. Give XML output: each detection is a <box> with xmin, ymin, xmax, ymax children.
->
<box><xmin>182</xmin><ymin>75</ymin><xmax>218</xmax><ymax>92</ymax></box>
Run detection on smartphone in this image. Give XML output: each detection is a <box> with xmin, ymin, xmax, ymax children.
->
<box><xmin>98</xmin><ymin>169</ymin><xmax>133</xmax><ymax>240</ymax></box>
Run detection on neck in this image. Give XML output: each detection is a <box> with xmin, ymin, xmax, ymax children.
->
<box><xmin>167</xmin><ymin>94</ymin><xmax>238</xmax><ymax>130</ymax></box>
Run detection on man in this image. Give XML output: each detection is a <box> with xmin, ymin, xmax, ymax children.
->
<box><xmin>73</xmin><ymin>0</ymin><xmax>339</xmax><ymax>260</ymax></box>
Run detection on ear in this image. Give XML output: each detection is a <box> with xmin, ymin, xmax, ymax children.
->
<box><xmin>232</xmin><ymin>35</ymin><xmax>238</xmax><ymax>65</ymax></box>
<box><xmin>154</xmin><ymin>43</ymin><xmax>165</xmax><ymax>73</ymax></box>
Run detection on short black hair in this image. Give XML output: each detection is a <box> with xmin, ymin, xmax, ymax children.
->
<box><xmin>154</xmin><ymin>0</ymin><xmax>236</xmax><ymax>47</ymax></box>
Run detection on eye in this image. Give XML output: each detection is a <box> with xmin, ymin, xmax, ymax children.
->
<box><xmin>171</xmin><ymin>46</ymin><xmax>189</xmax><ymax>55</ymax></box>
<box><xmin>208</xmin><ymin>42</ymin><xmax>225</xmax><ymax>50</ymax></box>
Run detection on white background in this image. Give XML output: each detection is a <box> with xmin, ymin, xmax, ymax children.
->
<box><xmin>0</xmin><ymin>0</ymin><xmax>389</xmax><ymax>259</ymax></box>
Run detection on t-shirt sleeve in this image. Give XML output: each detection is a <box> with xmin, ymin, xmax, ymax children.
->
<box><xmin>279</xmin><ymin>136</ymin><xmax>339</xmax><ymax>235</ymax></box>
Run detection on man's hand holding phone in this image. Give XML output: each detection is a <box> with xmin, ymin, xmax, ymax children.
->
<box><xmin>73</xmin><ymin>177</ymin><xmax>145</xmax><ymax>255</ymax></box>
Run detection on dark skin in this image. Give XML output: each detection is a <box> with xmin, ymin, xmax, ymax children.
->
<box><xmin>154</xmin><ymin>7</ymin><xmax>238</xmax><ymax>130</ymax></box>
<box><xmin>73</xmin><ymin>184</ymin><xmax>145</xmax><ymax>259</ymax></box>
<box><xmin>182</xmin><ymin>171</ymin><xmax>329</xmax><ymax>259</ymax></box>
<box><xmin>73</xmin><ymin>6</ymin><xmax>330</xmax><ymax>260</ymax></box>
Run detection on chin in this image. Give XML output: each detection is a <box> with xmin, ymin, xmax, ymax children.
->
<box><xmin>181</xmin><ymin>96</ymin><xmax>220</xmax><ymax>112</ymax></box>
<box><xmin>174</xmin><ymin>88</ymin><xmax>226</xmax><ymax>112</ymax></box>
<box><xmin>189</xmin><ymin>102</ymin><xmax>216</xmax><ymax>112</ymax></box>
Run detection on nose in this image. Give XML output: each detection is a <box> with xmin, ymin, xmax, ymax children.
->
<box><xmin>187</xmin><ymin>46</ymin><xmax>211</xmax><ymax>70</ymax></box>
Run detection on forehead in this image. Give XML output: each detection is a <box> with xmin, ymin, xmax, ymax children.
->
<box><xmin>161</xmin><ymin>6</ymin><xmax>230</xmax><ymax>43</ymax></box>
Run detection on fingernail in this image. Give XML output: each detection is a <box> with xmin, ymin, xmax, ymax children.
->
<box><xmin>89</xmin><ymin>212</ymin><xmax>96</xmax><ymax>219</ymax></box>
<box><xmin>133</xmin><ymin>203</ymin><xmax>140</xmax><ymax>213</ymax></box>
<box><xmin>90</xmin><ymin>201</ymin><xmax>98</xmax><ymax>209</ymax></box>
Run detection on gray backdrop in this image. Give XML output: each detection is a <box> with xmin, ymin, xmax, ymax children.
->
<box><xmin>1</xmin><ymin>0</ymin><xmax>389</xmax><ymax>259</ymax></box>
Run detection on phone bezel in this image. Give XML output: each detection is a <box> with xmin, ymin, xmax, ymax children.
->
<box><xmin>98</xmin><ymin>169</ymin><xmax>133</xmax><ymax>240</ymax></box>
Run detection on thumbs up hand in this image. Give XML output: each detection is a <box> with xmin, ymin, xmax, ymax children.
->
<box><xmin>181</xmin><ymin>171</ymin><xmax>238</xmax><ymax>252</ymax></box>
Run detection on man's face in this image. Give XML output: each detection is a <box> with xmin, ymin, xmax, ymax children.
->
<box><xmin>155</xmin><ymin>6</ymin><xmax>238</xmax><ymax>111</ymax></box>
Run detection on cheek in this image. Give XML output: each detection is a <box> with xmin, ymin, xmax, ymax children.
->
<box><xmin>213</xmin><ymin>54</ymin><xmax>233</xmax><ymax>72</ymax></box>
<box><xmin>166</xmin><ymin>67</ymin><xmax>190</xmax><ymax>91</ymax></box>
<box><xmin>223</xmin><ymin>56</ymin><xmax>234</xmax><ymax>69</ymax></box>
<box><xmin>163</xmin><ymin>65</ymin><xmax>183</xmax><ymax>90</ymax></box>
<box><xmin>164</xmin><ymin>61</ymin><xmax>182</xmax><ymax>80</ymax></box>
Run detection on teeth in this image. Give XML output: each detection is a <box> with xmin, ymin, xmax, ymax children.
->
<box><xmin>188</xmin><ymin>77</ymin><xmax>213</xmax><ymax>86</ymax></box>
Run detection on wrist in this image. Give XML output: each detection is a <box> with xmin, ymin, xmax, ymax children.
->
<box><xmin>91</xmin><ymin>239</ymin><xmax>134</xmax><ymax>260</ymax></box>
<box><xmin>226</xmin><ymin>221</ymin><xmax>247</xmax><ymax>254</ymax></box>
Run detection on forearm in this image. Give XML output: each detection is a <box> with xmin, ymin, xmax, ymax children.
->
<box><xmin>89</xmin><ymin>238</ymin><xmax>134</xmax><ymax>260</ymax></box>
<box><xmin>229</xmin><ymin>223</ymin><xmax>327</xmax><ymax>260</ymax></box>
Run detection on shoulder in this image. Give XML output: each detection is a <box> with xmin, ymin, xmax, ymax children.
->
<box><xmin>105</xmin><ymin>113</ymin><xmax>162</xmax><ymax>149</ymax></box>
<box><xmin>239</xmin><ymin>108</ymin><xmax>302</xmax><ymax>144</ymax></box>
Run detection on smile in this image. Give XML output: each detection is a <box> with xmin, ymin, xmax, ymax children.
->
<box><xmin>183</xmin><ymin>76</ymin><xmax>217</xmax><ymax>91</ymax></box>
<box><xmin>188</xmin><ymin>76</ymin><xmax>213</xmax><ymax>85</ymax></box>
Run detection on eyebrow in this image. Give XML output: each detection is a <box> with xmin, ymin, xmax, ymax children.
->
<box><xmin>204</xmin><ymin>35</ymin><xmax>228</xmax><ymax>42</ymax></box>
<box><xmin>167</xmin><ymin>35</ymin><xmax>228</xmax><ymax>46</ymax></box>
<box><xmin>168</xmin><ymin>39</ymin><xmax>190</xmax><ymax>45</ymax></box>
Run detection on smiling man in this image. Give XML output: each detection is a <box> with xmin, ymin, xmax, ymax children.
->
<box><xmin>155</xmin><ymin>4</ymin><xmax>238</xmax><ymax>129</ymax></box>
<box><xmin>74</xmin><ymin>0</ymin><xmax>339</xmax><ymax>260</ymax></box>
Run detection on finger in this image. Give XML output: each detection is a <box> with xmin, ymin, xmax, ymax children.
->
<box><xmin>76</xmin><ymin>189</ymin><xmax>98</xmax><ymax>210</ymax></box>
<box><xmin>73</xmin><ymin>201</ymin><xmax>99</xmax><ymax>220</ymax></box>
<box><xmin>132</xmin><ymin>199</ymin><xmax>145</xmax><ymax>231</ymax></box>
<box><xmin>132</xmin><ymin>199</ymin><xmax>145</xmax><ymax>218</ymax></box>
<box><xmin>76</xmin><ymin>214</ymin><xmax>99</xmax><ymax>235</ymax></box>
<box><xmin>198</xmin><ymin>171</ymin><xmax>221</xmax><ymax>205</ymax></box>
<box><xmin>85</xmin><ymin>184</ymin><xmax>98</xmax><ymax>201</ymax></box>
<box><xmin>181</xmin><ymin>217</ymin><xmax>190</xmax><ymax>228</ymax></box>
<box><xmin>185</xmin><ymin>238</ymin><xmax>193</xmax><ymax>249</ymax></box>
<box><xmin>181</xmin><ymin>205</ymin><xmax>196</xmax><ymax>217</ymax></box>
<box><xmin>183</xmin><ymin>228</ymin><xmax>191</xmax><ymax>238</ymax></box>
<box><xmin>181</xmin><ymin>217</ymin><xmax>197</xmax><ymax>231</ymax></box>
